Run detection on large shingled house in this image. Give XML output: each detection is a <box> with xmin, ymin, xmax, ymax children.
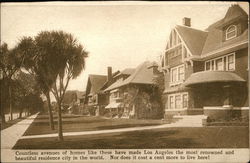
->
<box><xmin>160</xmin><ymin>4</ymin><xmax>248</xmax><ymax>121</ymax></box>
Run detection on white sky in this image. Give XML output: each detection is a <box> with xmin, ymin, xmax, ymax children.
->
<box><xmin>1</xmin><ymin>1</ymin><xmax>237</xmax><ymax>93</ymax></box>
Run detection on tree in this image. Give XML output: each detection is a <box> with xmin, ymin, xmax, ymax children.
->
<box><xmin>0</xmin><ymin>43</ymin><xmax>24</xmax><ymax>123</ymax></box>
<box><xmin>16</xmin><ymin>37</ymin><xmax>56</xmax><ymax>130</ymax></box>
<box><xmin>15</xmin><ymin>71</ymin><xmax>41</xmax><ymax>118</ymax></box>
<box><xmin>40</xmin><ymin>31</ymin><xmax>88</xmax><ymax>141</ymax></box>
<box><xmin>152</xmin><ymin>69</ymin><xmax>165</xmax><ymax>118</ymax></box>
<box><xmin>22</xmin><ymin>31</ymin><xmax>87</xmax><ymax>141</ymax></box>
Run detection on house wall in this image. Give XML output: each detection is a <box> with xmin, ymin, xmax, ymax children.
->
<box><xmin>199</xmin><ymin>48</ymin><xmax>248</xmax><ymax>107</ymax></box>
<box><xmin>163</xmin><ymin>48</ymin><xmax>248</xmax><ymax>116</ymax></box>
<box><xmin>235</xmin><ymin>48</ymin><xmax>248</xmax><ymax>81</ymax></box>
<box><xmin>168</xmin><ymin>54</ymin><xmax>182</xmax><ymax>67</ymax></box>
<box><xmin>163</xmin><ymin>61</ymin><xmax>195</xmax><ymax>116</ymax></box>
<box><xmin>234</xmin><ymin>48</ymin><xmax>248</xmax><ymax>107</ymax></box>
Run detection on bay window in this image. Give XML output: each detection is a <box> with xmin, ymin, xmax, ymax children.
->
<box><xmin>205</xmin><ymin>53</ymin><xmax>235</xmax><ymax>71</ymax></box>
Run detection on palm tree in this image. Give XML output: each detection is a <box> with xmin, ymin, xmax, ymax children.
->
<box><xmin>36</xmin><ymin>31</ymin><xmax>88</xmax><ymax>141</ymax></box>
<box><xmin>16</xmin><ymin>37</ymin><xmax>56</xmax><ymax>130</ymax></box>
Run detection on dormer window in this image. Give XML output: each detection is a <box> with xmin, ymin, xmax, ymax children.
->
<box><xmin>226</xmin><ymin>25</ymin><xmax>237</xmax><ymax>40</ymax></box>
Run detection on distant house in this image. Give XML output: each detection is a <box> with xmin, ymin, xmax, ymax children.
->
<box><xmin>104</xmin><ymin>61</ymin><xmax>163</xmax><ymax>119</ymax></box>
<box><xmin>160</xmin><ymin>4</ymin><xmax>248</xmax><ymax>120</ymax></box>
<box><xmin>62</xmin><ymin>90</ymin><xmax>85</xmax><ymax>114</ymax></box>
<box><xmin>84</xmin><ymin>74</ymin><xmax>107</xmax><ymax>115</ymax></box>
<box><xmin>84</xmin><ymin>67</ymin><xmax>120</xmax><ymax>116</ymax></box>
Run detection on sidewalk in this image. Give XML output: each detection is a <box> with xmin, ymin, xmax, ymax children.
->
<box><xmin>1</xmin><ymin>113</ymin><xmax>39</xmax><ymax>149</ymax></box>
<box><xmin>20</xmin><ymin>115</ymin><xmax>206</xmax><ymax>140</ymax></box>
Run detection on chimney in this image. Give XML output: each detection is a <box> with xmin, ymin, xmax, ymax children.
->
<box><xmin>183</xmin><ymin>17</ymin><xmax>191</xmax><ymax>27</ymax></box>
<box><xmin>147</xmin><ymin>62</ymin><xmax>160</xmax><ymax>75</ymax></box>
<box><xmin>107</xmin><ymin>66</ymin><xmax>112</xmax><ymax>82</ymax></box>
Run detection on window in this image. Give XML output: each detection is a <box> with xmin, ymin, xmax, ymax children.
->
<box><xmin>172</xmin><ymin>68</ymin><xmax>177</xmax><ymax>82</ymax></box>
<box><xmin>205</xmin><ymin>53</ymin><xmax>235</xmax><ymax>71</ymax></box>
<box><xmin>205</xmin><ymin>61</ymin><xmax>210</xmax><ymax>71</ymax></box>
<box><xmin>170</xmin><ymin>96</ymin><xmax>174</xmax><ymax>109</ymax></box>
<box><xmin>228</xmin><ymin>54</ymin><xmax>235</xmax><ymax>70</ymax></box>
<box><xmin>215</xmin><ymin>58</ymin><xmax>223</xmax><ymax>70</ymax></box>
<box><xmin>175</xmin><ymin>95</ymin><xmax>181</xmax><ymax>108</ymax></box>
<box><xmin>179</xmin><ymin>66</ymin><xmax>184</xmax><ymax>81</ymax></box>
<box><xmin>170</xmin><ymin>64</ymin><xmax>185</xmax><ymax>85</ymax></box>
<box><xmin>168</xmin><ymin>93</ymin><xmax>188</xmax><ymax>110</ymax></box>
<box><xmin>183</xmin><ymin>94</ymin><xmax>188</xmax><ymax>108</ymax></box>
<box><xmin>226</xmin><ymin>25</ymin><xmax>237</xmax><ymax>40</ymax></box>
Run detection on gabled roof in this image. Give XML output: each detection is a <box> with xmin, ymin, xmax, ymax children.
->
<box><xmin>99</xmin><ymin>70</ymin><xmax>120</xmax><ymax>91</ymax></box>
<box><xmin>238</xmin><ymin>2</ymin><xmax>249</xmax><ymax>15</ymax></box>
<box><xmin>201</xmin><ymin>26</ymin><xmax>248</xmax><ymax>56</ymax></box>
<box><xmin>120</xmin><ymin>61</ymin><xmax>155</xmax><ymax>86</ymax></box>
<box><xmin>219</xmin><ymin>4</ymin><xmax>248</xmax><ymax>27</ymax></box>
<box><xmin>121</xmin><ymin>68</ymin><xmax>135</xmax><ymax>75</ymax></box>
<box><xmin>113</xmin><ymin>68</ymin><xmax>135</xmax><ymax>79</ymax></box>
<box><xmin>88</xmin><ymin>74</ymin><xmax>107</xmax><ymax>95</ymax></box>
<box><xmin>201</xmin><ymin>5</ymin><xmax>248</xmax><ymax>56</ymax></box>
<box><xmin>104</xmin><ymin>78</ymin><xmax>124</xmax><ymax>91</ymax></box>
<box><xmin>172</xmin><ymin>4</ymin><xmax>248</xmax><ymax>58</ymax></box>
<box><xmin>175</xmin><ymin>25</ymin><xmax>208</xmax><ymax>56</ymax></box>
<box><xmin>105</xmin><ymin>61</ymin><xmax>155</xmax><ymax>91</ymax></box>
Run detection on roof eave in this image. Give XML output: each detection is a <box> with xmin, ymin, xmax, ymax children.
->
<box><xmin>185</xmin><ymin>40</ymin><xmax>248</xmax><ymax>62</ymax></box>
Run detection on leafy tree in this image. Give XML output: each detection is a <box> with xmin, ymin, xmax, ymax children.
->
<box><xmin>152</xmin><ymin>68</ymin><xmax>165</xmax><ymax>118</ymax></box>
<box><xmin>0</xmin><ymin>43</ymin><xmax>24</xmax><ymax>123</ymax></box>
<box><xmin>15</xmin><ymin>71</ymin><xmax>41</xmax><ymax>118</ymax></box>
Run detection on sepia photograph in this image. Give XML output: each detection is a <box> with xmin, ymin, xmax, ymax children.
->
<box><xmin>0</xmin><ymin>1</ymin><xmax>249</xmax><ymax>162</ymax></box>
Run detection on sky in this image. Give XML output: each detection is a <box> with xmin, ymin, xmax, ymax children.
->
<box><xmin>1</xmin><ymin>1</ymin><xmax>241</xmax><ymax>93</ymax></box>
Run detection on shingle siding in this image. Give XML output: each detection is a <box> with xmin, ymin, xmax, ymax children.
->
<box><xmin>163</xmin><ymin>4</ymin><xmax>248</xmax><ymax>117</ymax></box>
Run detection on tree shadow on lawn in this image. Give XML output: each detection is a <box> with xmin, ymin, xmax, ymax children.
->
<box><xmin>13</xmin><ymin>129</ymin><xmax>201</xmax><ymax>149</ymax></box>
<box><xmin>95</xmin><ymin>123</ymin><xmax>161</xmax><ymax>130</ymax></box>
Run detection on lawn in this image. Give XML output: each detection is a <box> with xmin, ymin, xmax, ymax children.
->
<box><xmin>23</xmin><ymin>113</ymin><xmax>172</xmax><ymax>136</ymax></box>
<box><xmin>14</xmin><ymin>126</ymin><xmax>249</xmax><ymax>149</ymax></box>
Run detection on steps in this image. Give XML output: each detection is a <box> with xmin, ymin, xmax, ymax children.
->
<box><xmin>172</xmin><ymin>115</ymin><xmax>207</xmax><ymax>127</ymax></box>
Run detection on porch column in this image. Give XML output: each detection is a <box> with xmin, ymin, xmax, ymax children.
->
<box><xmin>223</xmin><ymin>85</ymin><xmax>233</xmax><ymax>108</ymax></box>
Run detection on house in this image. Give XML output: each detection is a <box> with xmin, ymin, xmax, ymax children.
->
<box><xmin>84</xmin><ymin>67</ymin><xmax>120</xmax><ymax>116</ymax></box>
<box><xmin>84</xmin><ymin>74</ymin><xmax>107</xmax><ymax>115</ymax></box>
<box><xmin>161</xmin><ymin>4</ymin><xmax>248</xmax><ymax>121</ymax></box>
<box><xmin>62</xmin><ymin>90</ymin><xmax>85</xmax><ymax>114</ymax></box>
<box><xmin>104</xmin><ymin>61</ymin><xmax>163</xmax><ymax>119</ymax></box>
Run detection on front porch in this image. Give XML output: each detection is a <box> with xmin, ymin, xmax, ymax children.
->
<box><xmin>184</xmin><ymin>71</ymin><xmax>248</xmax><ymax>121</ymax></box>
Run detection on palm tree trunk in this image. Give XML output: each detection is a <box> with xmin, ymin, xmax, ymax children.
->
<box><xmin>57</xmin><ymin>102</ymin><xmax>63</xmax><ymax>141</ymax></box>
<box><xmin>45</xmin><ymin>92</ymin><xmax>55</xmax><ymax>130</ymax></box>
